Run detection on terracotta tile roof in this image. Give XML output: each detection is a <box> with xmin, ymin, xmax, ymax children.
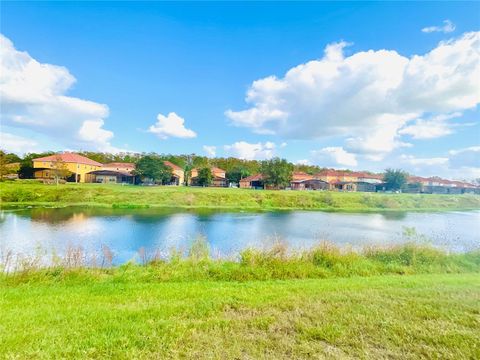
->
<box><xmin>163</xmin><ymin>161</ymin><xmax>183</xmax><ymax>171</ymax></box>
<box><xmin>292</xmin><ymin>172</ymin><xmax>314</xmax><ymax>181</ymax></box>
<box><xmin>33</xmin><ymin>153</ymin><xmax>102</xmax><ymax>167</ymax></box>
<box><xmin>103</xmin><ymin>162</ymin><xmax>135</xmax><ymax>168</ymax></box>
<box><xmin>240</xmin><ymin>174</ymin><xmax>264</xmax><ymax>182</ymax></box>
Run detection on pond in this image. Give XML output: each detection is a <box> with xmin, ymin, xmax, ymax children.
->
<box><xmin>1</xmin><ymin>207</ymin><xmax>479</xmax><ymax>265</ymax></box>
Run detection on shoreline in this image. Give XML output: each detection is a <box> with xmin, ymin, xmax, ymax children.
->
<box><xmin>2</xmin><ymin>182</ymin><xmax>480</xmax><ymax>213</ymax></box>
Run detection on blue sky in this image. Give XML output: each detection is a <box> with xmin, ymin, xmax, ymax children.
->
<box><xmin>1</xmin><ymin>2</ymin><xmax>479</xmax><ymax>179</ymax></box>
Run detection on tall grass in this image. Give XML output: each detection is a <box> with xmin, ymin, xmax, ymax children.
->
<box><xmin>1</xmin><ymin>237</ymin><xmax>478</xmax><ymax>285</ymax></box>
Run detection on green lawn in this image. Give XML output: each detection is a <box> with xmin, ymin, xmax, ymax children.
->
<box><xmin>1</xmin><ymin>273</ymin><xmax>479</xmax><ymax>359</ymax></box>
<box><xmin>2</xmin><ymin>181</ymin><xmax>480</xmax><ymax>211</ymax></box>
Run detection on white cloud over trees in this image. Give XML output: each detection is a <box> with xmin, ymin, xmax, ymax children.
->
<box><xmin>226</xmin><ymin>32</ymin><xmax>480</xmax><ymax>161</ymax></box>
<box><xmin>0</xmin><ymin>34</ymin><xmax>119</xmax><ymax>153</ymax></box>
<box><xmin>148</xmin><ymin>112</ymin><xmax>197</xmax><ymax>140</ymax></box>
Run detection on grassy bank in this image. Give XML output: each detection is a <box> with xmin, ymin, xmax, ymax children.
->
<box><xmin>2</xmin><ymin>244</ymin><xmax>479</xmax><ymax>358</ymax></box>
<box><xmin>1</xmin><ymin>181</ymin><xmax>480</xmax><ymax>211</ymax></box>
<box><xmin>1</xmin><ymin>273</ymin><xmax>479</xmax><ymax>359</ymax></box>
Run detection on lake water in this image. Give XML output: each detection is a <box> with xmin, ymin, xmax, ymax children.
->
<box><xmin>1</xmin><ymin>207</ymin><xmax>479</xmax><ymax>265</ymax></box>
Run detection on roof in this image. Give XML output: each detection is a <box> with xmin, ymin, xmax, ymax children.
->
<box><xmin>163</xmin><ymin>161</ymin><xmax>183</xmax><ymax>171</ymax></box>
<box><xmin>240</xmin><ymin>174</ymin><xmax>264</xmax><ymax>182</ymax></box>
<box><xmin>292</xmin><ymin>172</ymin><xmax>314</xmax><ymax>181</ymax></box>
<box><xmin>103</xmin><ymin>162</ymin><xmax>135</xmax><ymax>168</ymax></box>
<box><xmin>33</xmin><ymin>153</ymin><xmax>102</xmax><ymax>167</ymax></box>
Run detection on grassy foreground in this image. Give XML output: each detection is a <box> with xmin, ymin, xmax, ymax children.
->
<box><xmin>1</xmin><ymin>244</ymin><xmax>480</xmax><ymax>358</ymax></box>
<box><xmin>1</xmin><ymin>273</ymin><xmax>479</xmax><ymax>359</ymax></box>
<box><xmin>2</xmin><ymin>181</ymin><xmax>480</xmax><ymax>211</ymax></box>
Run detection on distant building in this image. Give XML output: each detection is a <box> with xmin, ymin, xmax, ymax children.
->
<box><xmin>33</xmin><ymin>153</ymin><xmax>103</xmax><ymax>183</ymax></box>
<box><xmin>239</xmin><ymin>174</ymin><xmax>264</xmax><ymax>189</ymax></box>
<box><xmin>190</xmin><ymin>167</ymin><xmax>226</xmax><ymax>187</ymax></box>
<box><xmin>87</xmin><ymin>162</ymin><xmax>136</xmax><ymax>184</ymax></box>
<box><xmin>163</xmin><ymin>161</ymin><xmax>185</xmax><ymax>185</ymax></box>
<box><xmin>406</xmin><ymin>176</ymin><xmax>479</xmax><ymax>194</ymax></box>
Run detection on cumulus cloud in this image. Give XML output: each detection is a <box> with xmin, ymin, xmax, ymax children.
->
<box><xmin>203</xmin><ymin>145</ymin><xmax>216</xmax><ymax>157</ymax></box>
<box><xmin>399</xmin><ymin>147</ymin><xmax>480</xmax><ymax>180</ymax></box>
<box><xmin>295</xmin><ymin>159</ymin><xmax>310</xmax><ymax>165</ymax></box>
<box><xmin>422</xmin><ymin>20</ymin><xmax>456</xmax><ymax>34</ymax></box>
<box><xmin>0</xmin><ymin>34</ymin><xmax>119</xmax><ymax>152</ymax></box>
<box><xmin>400</xmin><ymin>154</ymin><xmax>449</xmax><ymax>166</ymax></box>
<box><xmin>224</xmin><ymin>141</ymin><xmax>275</xmax><ymax>160</ymax></box>
<box><xmin>311</xmin><ymin>147</ymin><xmax>358</xmax><ymax>167</ymax></box>
<box><xmin>226</xmin><ymin>32</ymin><xmax>480</xmax><ymax>159</ymax></box>
<box><xmin>0</xmin><ymin>132</ymin><xmax>40</xmax><ymax>154</ymax></box>
<box><xmin>449</xmin><ymin>146</ymin><xmax>480</xmax><ymax>168</ymax></box>
<box><xmin>398</xmin><ymin>113</ymin><xmax>463</xmax><ymax>139</ymax></box>
<box><xmin>148</xmin><ymin>112</ymin><xmax>197</xmax><ymax>139</ymax></box>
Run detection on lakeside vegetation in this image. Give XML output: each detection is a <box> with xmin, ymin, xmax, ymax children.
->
<box><xmin>1</xmin><ymin>242</ymin><xmax>480</xmax><ymax>359</ymax></box>
<box><xmin>2</xmin><ymin>181</ymin><xmax>480</xmax><ymax>211</ymax></box>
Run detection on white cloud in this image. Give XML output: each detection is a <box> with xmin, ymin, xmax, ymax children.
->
<box><xmin>311</xmin><ymin>147</ymin><xmax>358</xmax><ymax>167</ymax></box>
<box><xmin>422</xmin><ymin>20</ymin><xmax>456</xmax><ymax>34</ymax></box>
<box><xmin>0</xmin><ymin>132</ymin><xmax>40</xmax><ymax>154</ymax></box>
<box><xmin>400</xmin><ymin>154</ymin><xmax>449</xmax><ymax>166</ymax></box>
<box><xmin>449</xmin><ymin>146</ymin><xmax>480</xmax><ymax>168</ymax></box>
<box><xmin>148</xmin><ymin>112</ymin><xmax>197</xmax><ymax>139</ymax></box>
<box><xmin>203</xmin><ymin>145</ymin><xmax>216</xmax><ymax>157</ymax></box>
<box><xmin>398</xmin><ymin>148</ymin><xmax>480</xmax><ymax>180</ymax></box>
<box><xmin>295</xmin><ymin>159</ymin><xmax>310</xmax><ymax>165</ymax></box>
<box><xmin>226</xmin><ymin>32</ymin><xmax>480</xmax><ymax>158</ymax></box>
<box><xmin>224</xmin><ymin>141</ymin><xmax>276</xmax><ymax>160</ymax></box>
<box><xmin>0</xmin><ymin>34</ymin><xmax>119</xmax><ymax>151</ymax></box>
<box><xmin>398</xmin><ymin>113</ymin><xmax>462</xmax><ymax>139</ymax></box>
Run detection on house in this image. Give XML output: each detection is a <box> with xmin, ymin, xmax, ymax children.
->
<box><xmin>32</xmin><ymin>153</ymin><xmax>103</xmax><ymax>183</ymax></box>
<box><xmin>315</xmin><ymin>169</ymin><xmax>359</xmax><ymax>184</ymax></box>
<box><xmin>102</xmin><ymin>162</ymin><xmax>136</xmax><ymax>173</ymax></box>
<box><xmin>405</xmin><ymin>176</ymin><xmax>479</xmax><ymax>194</ymax></box>
<box><xmin>239</xmin><ymin>174</ymin><xmax>264</xmax><ymax>189</ymax></box>
<box><xmin>163</xmin><ymin>161</ymin><xmax>185</xmax><ymax>185</ymax></box>
<box><xmin>190</xmin><ymin>167</ymin><xmax>227</xmax><ymax>187</ymax></box>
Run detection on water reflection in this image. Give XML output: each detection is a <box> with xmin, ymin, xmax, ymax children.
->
<box><xmin>1</xmin><ymin>207</ymin><xmax>479</xmax><ymax>265</ymax></box>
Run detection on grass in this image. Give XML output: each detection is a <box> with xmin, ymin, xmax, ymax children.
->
<box><xmin>1</xmin><ymin>273</ymin><xmax>479</xmax><ymax>359</ymax></box>
<box><xmin>2</xmin><ymin>181</ymin><xmax>480</xmax><ymax>211</ymax></box>
<box><xmin>2</xmin><ymin>242</ymin><xmax>479</xmax><ymax>358</ymax></box>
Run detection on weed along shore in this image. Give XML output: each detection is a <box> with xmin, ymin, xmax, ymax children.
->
<box><xmin>1</xmin><ymin>242</ymin><xmax>480</xmax><ymax>358</ymax></box>
<box><xmin>2</xmin><ymin>182</ymin><xmax>480</xmax><ymax>211</ymax></box>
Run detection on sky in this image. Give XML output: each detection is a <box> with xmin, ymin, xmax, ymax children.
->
<box><xmin>1</xmin><ymin>1</ymin><xmax>479</xmax><ymax>179</ymax></box>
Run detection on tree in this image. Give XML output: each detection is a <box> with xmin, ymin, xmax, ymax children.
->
<box><xmin>226</xmin><ymin>166</ymin><xmax>251</xmax><ymax>185</ymax></box>
<box><xmin>260</xmin><ymin>158</ymin><xmax>294</xmax><ymax>189</ymax></box>
<box><xmin>0</xmin><ymin>151</ymin><xmax>18</xmax><ymax>179</ymax></box>
<box><xmin>196</xmin><ymin>167</ymin><xmax>213</xmax><ymax>187</ymax></box>
<box><xmin>51</xmin><ymin>155</ymin><xmax>71</xmax><ymax>185</ymax></box>
<box><xmin>383</xmin><ymin>168</ymin><xmax>408</xmax><ymax>191</ymax></box>
<box><xmin>135</xmin><ymin>155</ymin><xmax>172</xmax><ymax>184</ymax></box>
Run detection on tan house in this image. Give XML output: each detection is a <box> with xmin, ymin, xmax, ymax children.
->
<box><xmin>33</xmin><ymin>153</ymin><xmax>103</xmax><ymax>183</ymax></box>
<box><xmin>164</xmin><ymin>161</ymin><xmax>185</xmax><ymax>185</ymax></box>
<box><xmin>190</xmin><ymin>167</ymin><xmax>226</xmax><ymax>187</ymax></box>
<box><xmin>102</xmin><ymin>162</ymin><xmax>136</xmax><ymax>173</ymax></box>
